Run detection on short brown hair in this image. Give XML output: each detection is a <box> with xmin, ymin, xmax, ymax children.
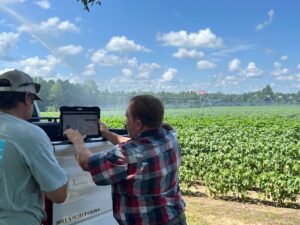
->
<box><xmin>129</xmin><ymin>95</ymin><xmax>164</xmax><ymax>129</ymax></box>
<box><xmin>0</xmin><ymin>92</ymin><xmax>26</xmax><ymax>109</ymax></box>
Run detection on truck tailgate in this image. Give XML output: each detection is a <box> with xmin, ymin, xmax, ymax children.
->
<box><xmin>46</xmin><ymin>140</ymin><xmax>118</xmax><ymax>225</ymax></box>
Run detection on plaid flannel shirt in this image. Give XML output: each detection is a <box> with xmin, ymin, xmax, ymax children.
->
<box><xmin>88</xmin><ymin>128</ymin><xmax>186</xmax><ymax>225</ymax></box>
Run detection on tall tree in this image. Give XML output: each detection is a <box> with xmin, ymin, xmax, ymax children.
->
<box><xmin>49</xmin><ymin>82</ymin><xmax>63</xmax><ymax>110</ymax></box>
<box><xmin>261</xmin><ymin>85</ymin><xmax>274</xmax><ymax>100</ymax></box>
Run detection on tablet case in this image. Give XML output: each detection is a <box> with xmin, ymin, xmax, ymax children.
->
<box><xmin>59</xmin><ymin>106</ymin><xmax>101</xmax><ymax>139</ymax></box>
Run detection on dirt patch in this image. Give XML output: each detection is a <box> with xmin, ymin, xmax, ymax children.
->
<box><xmin>183</xmin><ymin>185</ymin><xmax>300</xmax><ymax>225</ymax></box>
<box><xmin>184</xmin><ymin>195</ymin><xmax>300</xmax><ymax>225</ymax></box>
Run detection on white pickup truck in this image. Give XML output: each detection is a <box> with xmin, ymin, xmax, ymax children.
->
<box><xmin>31</xmin><ymin>103</ymin><xmax>126</xmax><ymax>225</ymax></box>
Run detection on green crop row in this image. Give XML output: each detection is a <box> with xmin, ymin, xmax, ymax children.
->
<box><xmin>101</xmin><ymin>107</ymin><xmax>300</xmax><ymax>204</ymax></box>
<box><xmin>168</xmin><ymin>113</ymin><xmax>300</xmax><ymax>204</ymax></box>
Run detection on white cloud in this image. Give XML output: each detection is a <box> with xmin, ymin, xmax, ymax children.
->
<box><xmin>256</xmin><ymin>9</ymin><xmax>274</xmax><ymax>31</ymax></box>
<box><xmin>19</xmin><ymin>55</ymin><xmax>60</xmax><ymax>77</ymax></box>
<box><xmin>228</xmin><ymin>58</ymin><xmax>241</xmax><ymax>72</ymax></box>
<box><xmin>225</xmin><ymin>75</ymin><xmax>238</xmax><ymax>82</ymax></box>
<box><xmin>56</xmin><ymin>45</ymin><xmax>83</xmax><ymax>55</ymax></box>
<box><xmin>212</xmin><ymin>44</ymin><xmax>254</xmax><ymax>58</ymax></box>
<box><xmin>34</xmin><ymin>0</ymin><xmax>50</xmax><ymax>9</ymax></box>
<box><xmin>271</xmin><ymin>61</ymin><xmax>292</xmax><ymax>81</ymax></box>
<box><xmin>157</xmin><ymin>28</ymin><xmax>223</xmax><ymax>48</ymax></box>
<box><xmin>58</xmin><ymin>20</ymin><xmax>79</xmax><ymax>32</ymax></box>
<box><xmin>0</xmin><ymin>68</ymin><xmax>16</xmax><ymax>74</ymax></box>
<box><xmin>162</xmin><ymin>67</ymin><xmax>177</xmax><ymax>82</ymax></box>
<box><xmin>298</xmin><ymin>64</ymin><xmax>300</xmax><ymax>70</ymax></box>
<box><xmin>122</xmin><ymin>68</ymin><xmax>133</xmax><ymax>78</ymax></box>
<box><xmin>273</xmin><ymin>61</ymin><xmax>281</xmax><ymax>68</ymax></box>
<box><xmin>276</xmin><ymin>75</ymin><xmax>294</xmax><ymax>81</ymax></box>
<box><xmin>227</xmin><ymin>59</ymin><xmax>263</xmax><ymax>78</ymax></box>
<box><xmin>126</xmin><ymin>57</ymin><xmax>138</xmax><ymax>67</ymax></box>
<box><xmin>173</xmin><ymin>48</ymin><xmax>204</xmax><ymax>59</ymax></box>
<box><xmin>273</xmin><ymin>67</ymin><xmax>289</xmax><ymax>77</ymax></box>
<box><xmin>138</xmin><ymin>63</ymin><xmax>161</xmax><ymax>79</ymax></box>
<box><xmin>82</xmin><ymin>63</ymin><xmax>96</xmax><ymax>76</ymax></box>
<box><xmin>224</xmin><ymin>75</ymin><xmax>239</xmax><ymax>85</ymax></box>
<box><xmin>18</xmin><ymin>17</ymin><xmax>79</xmax><ymax>33</ymax></box>
<box><xmin>91</xmin><ymin>49</ymin><xmax>121</xmax><ymax>66</ymax></box>
<box><xmin>90</xmin><ymin>49</ymin><xmax>144</xmax><ymax>69</ymax></box>
<box><xmin>214</xmin><ymin>74</ymin><xmax>239</xmax><ymax>87</ymax></box>
<box><xmin>280</xmin><ymin>55</ymin><xmax>288</xmax><ymax>61</ymax></box>
<box><xmin>106</xmin><ymin>36</ymin><xmax>150</xmax><ymax>52</ymax></box>
<box><xmin>0</xmin><ymin>19</ymin><xmax>14</xmax><ymax>29</ymax></box>
<box><xmin>100</xmin><ymin>74</ymin><xmax>187</xmax><ymax>92</ymax></box>
<box><xmin>197</xmin><ymin>60</ymin><xmax>216</xmax><ymax>70</ymax></box>
<box><xmin>244</xmin><ymin>62</ymin><xmax>263</xmax><ymax>77</ymax></box>
<box><xmin>0</xmin><ymin>32</ymin><xmax>19</xmax><ymax>59</ymax></box>
<box><xmin>101</xmin><ymin>77</ymin><xmax>144</xmax><ymax>92</ymax></box>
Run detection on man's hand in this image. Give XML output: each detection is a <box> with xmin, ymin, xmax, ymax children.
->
<box><xmin>64</xmin><ymin>128</ymin><xmax>86</xmax><ymax>145</ymax></box>
<box><xmin>99</xmin><ymin>122</ymin><xmax>109</xmax><ymax>137</ymax></box>
<box><xmin>99</xmin><ymin>122</ymin><xmax>130</xmax><ymax>145</ymax></box>
<box><xmin>63</xmin><ymin>128</ymin><xmax>91</xmax><ymax>171</ymax></box>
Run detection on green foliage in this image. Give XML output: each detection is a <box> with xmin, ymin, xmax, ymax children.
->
<box><xmin>166</xmin><ymin>109</ymin><xmax>300</xmax><ymax>204</ymax></box>
<box><xmin>46</xmin><ymin>105</ymin><xmax>58</xmax><ymax>112</ymax></box>
<box><xmin>101</xmin><ymin>116</ymin><xmax>125</xmax><ymax>128</ymax></box>
<box><xmin>43</xmin><ymin>106</ymin><xmax>300</xmax><ymax>204</ymax></box>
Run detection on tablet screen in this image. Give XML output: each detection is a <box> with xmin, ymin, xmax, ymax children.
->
<box><xmin>60</xmin><ymin>107</ymin><xmax>100</xmax><ymax>138</ymax></box>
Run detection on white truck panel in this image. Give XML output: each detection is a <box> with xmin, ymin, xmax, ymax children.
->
<box><xmin>50</xmin><ymin>140</ymin><xmax>118</xmax><ymax>225</ymax></box>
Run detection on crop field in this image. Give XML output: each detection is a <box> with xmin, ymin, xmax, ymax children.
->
<box><xmin>42</xmin><ymin>105</ymin><xmax>300</xmax><ymax>205</ymax></box>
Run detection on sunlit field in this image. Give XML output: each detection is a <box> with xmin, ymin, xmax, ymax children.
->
<box><xmin>42</xmin><ymin>105</ymin><xmax>300</xmax><ymax>118</ymax></box>
<box><xmin>42</xmin><ymin>105</ymin><xmax>300</xmax><ymax>202</ymax></box>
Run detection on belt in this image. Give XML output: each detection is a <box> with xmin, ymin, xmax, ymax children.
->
<box><xmin>166</xmin><ymin>212</ymin><xmax>186</xmax><ymax>225</ymax></box>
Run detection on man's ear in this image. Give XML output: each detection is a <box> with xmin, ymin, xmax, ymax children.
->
<box><xmin>24</xmin><ymin>93</ymin><xmax>33</xmax><ymax>106</ymax></box>
<box><xmin>136</xmin><ymin>119</ymin><xmax>143</xmax><ymax>130</ymax></box>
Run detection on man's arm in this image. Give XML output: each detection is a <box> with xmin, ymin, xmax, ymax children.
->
<box><xmin>45</xmin><ymin>183</ymin><xmax>68</xmax><ymax>203</ymax></box>
<box><xmin>64</xmin><ymin>129</ymin><xmax>92</xmax><ymax>171</ymax></box>
<box><xmin>73</xmin><ymin>142</ymin><xmax>93</xmax><ymax>171</ymax></box>
<box><xmin>100</xmin><ymin>123</ymin><xmax>130</xmax><ymax>145</ymax></box>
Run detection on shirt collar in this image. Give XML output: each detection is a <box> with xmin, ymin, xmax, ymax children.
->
<box><xmin>136</xmin><ymin>127</ymin><xmax>165</xmax><ymax>138</ymax></box>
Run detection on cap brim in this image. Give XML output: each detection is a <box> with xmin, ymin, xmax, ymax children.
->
<box><xmin>33</xmin><ymin>94</ymin><xmax>42</xmax><ymax>101</ymax></box>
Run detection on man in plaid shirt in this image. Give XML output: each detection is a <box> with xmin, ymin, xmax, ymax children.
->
<box><xmin>64</xmin><ymin>95</ymin><xmax>186</xmax><ymax>225</ymax></box>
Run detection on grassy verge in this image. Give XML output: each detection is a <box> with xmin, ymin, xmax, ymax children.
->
<box><xmin>184</xmin><ymin>194</ymin><xmax>300</xmax><ymax>225</ymax></box>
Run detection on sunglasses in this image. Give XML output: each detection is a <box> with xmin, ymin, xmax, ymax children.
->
<box><xmin>18</xmin><ymin>82</ymin><xmax>41</xmax><ymax>93</ymax></box>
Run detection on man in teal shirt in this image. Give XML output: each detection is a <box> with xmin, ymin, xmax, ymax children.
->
<box><xmin>0</xmin><ymin>70</ymin><xmax>68</xmax><ymax>225</ymax></box>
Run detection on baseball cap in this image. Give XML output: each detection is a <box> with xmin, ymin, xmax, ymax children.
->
<box><xmin>0</xmin><ymin>69</ymin><xmax>41</xmax><ymax>100</ymax></box>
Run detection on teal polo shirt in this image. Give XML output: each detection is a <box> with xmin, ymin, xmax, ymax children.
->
<box><xmin>0</xmin><ymin>112</ymin><xmax>68</xmax><ymax>225</ymax></box>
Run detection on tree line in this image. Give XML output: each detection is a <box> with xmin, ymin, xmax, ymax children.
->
<box><xmin>33</xmin><ymin>77</ymin><xmax>300</xmax><ymax>111</ymax></box>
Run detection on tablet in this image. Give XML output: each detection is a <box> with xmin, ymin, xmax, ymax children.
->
<box><xmin>59</xmin><ymin>106</ymin><xmax>101</xmax><ymax>138</ymax></box>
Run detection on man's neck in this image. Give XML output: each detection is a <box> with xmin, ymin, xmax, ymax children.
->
<box><xmin>0</xmin><ymin>108</ymin><xmax>27</xmax><ymax>120</ymax></box>
<box><xmin>134</xmin><ymin>127</ymin><xmax>158</xmax><ymax>138</ymax></box>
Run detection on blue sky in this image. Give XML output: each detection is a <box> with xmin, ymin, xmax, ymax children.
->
<box><xmin>0</xmin><ymin>0</ymin><xmax>300</xmax><ymax>93</ymax></box>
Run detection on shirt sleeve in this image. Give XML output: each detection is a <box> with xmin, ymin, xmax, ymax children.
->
<box><xmin>88</xmin><ymin>144</ymin><xmax>128</xmax><ymax>185</ymax></box>
<box><xmin>22</xmin><ymin>126</ymin><xmax>68</xmax><ymax>192</ymax></box>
